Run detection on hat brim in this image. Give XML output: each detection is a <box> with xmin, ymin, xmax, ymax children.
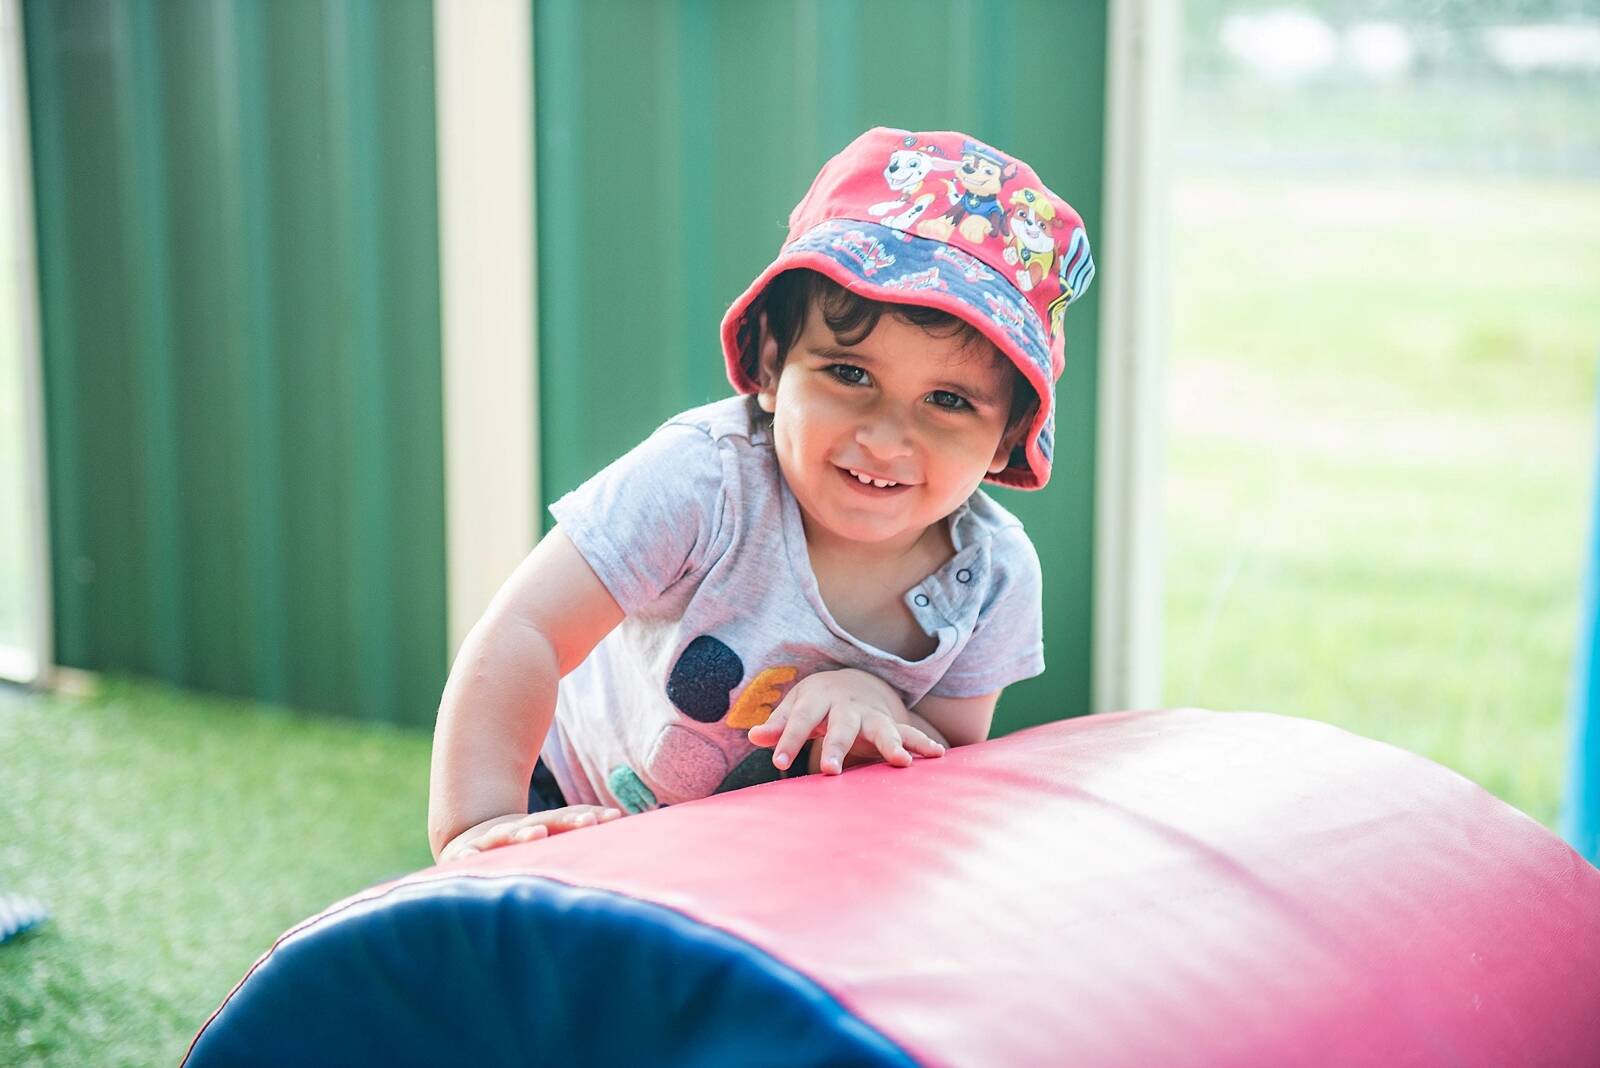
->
<box><xmin>720</xmin><ymin>218</ymin><xmax>1056</xmax><ymax>491</ymax></box>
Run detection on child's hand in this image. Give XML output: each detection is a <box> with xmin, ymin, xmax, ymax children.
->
<box><xmin>746</xmin><ymin>668</ymin><xmax>945</xmax><ymax>776</ymax></box>
<box><xmin>441</xmin><ymin>805</ymin><xmax>624</xmax><ymax>861</ymax></box>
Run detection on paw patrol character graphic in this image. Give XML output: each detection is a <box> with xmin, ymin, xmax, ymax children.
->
<box><xmin>1048</xmin><ymin>292</ymin><xmax>1070</xmax><ymax>348</ymax></box>
<box><xmin>932</xmin><ymin>244</ymin><xmax>994</xmax><ymax>283</ymax></box>
<box><xmin>881</xmin><ymin>193</ymin><xmax>937</xmax><ymax>231</ymax></box>
<box><xmin>983</xmin><ymin>292</ymin><xmax>1029</xmax><ymax>345</ymax></box>
<box><xmin>880</xmin><ymin>266</ymin><xmax>948</xmax><ymax>293</ymax></box>
<box><xmin>917</xmin><ymin>140</ymin><xmax>1018</xmax><ymax>245</ymax></box>
<box><xmin>1047</xmin><ymin>226</ymin><xmax>1097</xmax><ymax>344</ymax></box>
<box><xmin>868</xmin><ymin>136</ymin><xmax>960</xmax><ymax>224</ymax></box>
<box><xmin>830</xmin><ymin>229</ymin><xmax>896</xmax><ymax>276</ymax></box>
<box><xmin>1056</xmin><ymin>226</ymin><xmax>1095</xmax><ymax>306</ymax></box>
<box><xmin>1002</xmin><ymin>188</ymin><xmax>1062</xmax><ymax>292</ymax></box>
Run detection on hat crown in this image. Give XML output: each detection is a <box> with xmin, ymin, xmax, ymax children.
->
<box><xmin>786</xmin><ymin>127</ymin><xmax>1092</xmax><ymax>383</ymax></box>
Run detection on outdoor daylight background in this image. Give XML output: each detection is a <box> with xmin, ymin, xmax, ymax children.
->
<box><xmin>1</xmin><ymin>1</ymin><xmax>1598</xmax><ymax>1064</ymax></box>
<box><xmin>1162</xmin><ymin>0</ymin><xmax>1600</xmax><ymax>829</ymax></box>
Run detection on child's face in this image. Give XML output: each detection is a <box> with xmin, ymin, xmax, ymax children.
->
<box><xmin>756</xmin><ymin>302</ymin><xmax>1021</xmax><ymax>555</ymax></box>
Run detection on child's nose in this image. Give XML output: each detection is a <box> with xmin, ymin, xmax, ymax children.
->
<box><xmin>854</xmin><ymin>414</ymin><xmax>914</xmax><ymax>460</ymax></box>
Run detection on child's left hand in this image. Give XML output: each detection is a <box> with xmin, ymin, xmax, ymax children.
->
<box><xmin>746</xmin><ymin>668</ymin><xmax>945</xmax><ymax>775</ymax></box>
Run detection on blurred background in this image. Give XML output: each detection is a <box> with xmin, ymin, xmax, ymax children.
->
<box><xmin>1</xmin><ymin>0</ymin><xmax>1597</xmax><ymax>1064</ymax></box>
<box><xmin>1163</xmin><ymin>0</ymin><xmax>1599</xmax><ymax>830</ymax></box>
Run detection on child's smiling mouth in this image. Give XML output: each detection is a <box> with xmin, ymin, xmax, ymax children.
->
<box><xmin>836</xmin><ymin>465</ymin><xmax>913</xmax><ymax>494</ymax></box>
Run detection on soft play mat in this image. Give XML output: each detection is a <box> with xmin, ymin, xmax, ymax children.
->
<box><xmin>185</xmin><ymin>709</ymin><xmax>1600</xmax><ymax>1066</ymax></box>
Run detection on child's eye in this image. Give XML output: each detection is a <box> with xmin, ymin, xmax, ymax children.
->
<box><xmin>827</xmin><ymin>364</ymin><xmax>869</xmax><ymax>386</ymax></box>
<box><xmin>929</xmin><ymin>390</ymin><xmax>972</xmax><ymax>411</ymax></box>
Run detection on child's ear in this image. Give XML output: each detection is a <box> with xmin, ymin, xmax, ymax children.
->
<box><xmin>754</xmin><ymin>312</ymin><xmax>779</xmax><ymax>414</ymax></box>
<box><xmin>988</xmin><ymin>420</ymin><xmax>1026</xmax><ymax>474</ymax></box>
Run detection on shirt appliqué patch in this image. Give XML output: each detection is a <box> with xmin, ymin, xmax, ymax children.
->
<box><xmin>715</xmin><ymin>749</ymin><xmax>787</xmax><ymax>794</ymax></box>
<box><xmin>725</xmin><ymin>665</ymin><xmax>799</xmax><ymax>729</ymax></box>
<box><xmin>645</xmin><ymin>723</ymin><xmax>730</xmax><ymax>802</ymax></box>
<box><xmin>607</xmin><ymin>765</ymin><xmax>657</xmax><ymax>813</ymax></box>
<box><xmin>666</xmin><ymin>634</ymin><xmax>744</xmax><ymax>723</ymax></box>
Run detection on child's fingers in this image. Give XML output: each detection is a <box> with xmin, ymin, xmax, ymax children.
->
<box><xmin>746</xmin><ymin>714</ymin><xmax>784</xmax><ymax>746</ymax></box>
<box><xmin>775</xmin><ymin>712</ymin><xmax>826</xmax><ymax>771</ymax></box>
<box><xmin>533</xmin><ymin>806</ymin><xmax>625</xmax><ymax>836</ymax></box>
<box><xmin>771</xmin><ymin>694</ymin><xmax>825</xmax><ymax>771</ymax></box>
<box><xmin>818</xmin><ymin>704</ymin><xmax>862</xmax><ymax>775</ymax></box>
<box><xmin>459</xmin><ymin>806</ymin><xmax>623</xmax><ymax>857</ymax></box>
<box><xmin>552</xmin><ymin>811</ymin><xmax>598</xmax><ymax>830</ymax></box>
<box><xmin>467</xmin><ymin>819</ymin><xmax>543</xmax><ymax>854</ymax></box>
<box><xmin>473</xmin><ymin>825</ymin><xmax>526</xmax><ymax>849</ymax></box>
<box><xmin>861</xmin><ymin>715</ymin><xmax>913</xmax><ymax>767</ymax></box>
<box><xmin>897</xmin><ymin>722</ymin><xmax>947</xmax><ymax>758</ymax></box>
<box><xmin>747</xmin><ymin>689</ymin><xmax>797</xmax><ymax>746</ymax></box>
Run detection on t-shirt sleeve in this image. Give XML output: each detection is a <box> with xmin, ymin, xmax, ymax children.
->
<box><xmin>927</xmin><ymin>526</ymin><xmax>1046</xmax><ymax>698</ymax></box>
<box><xmin>547</xmin><ymin>422</ymin><xmax>726</xmax><ymax>614</ymax></box>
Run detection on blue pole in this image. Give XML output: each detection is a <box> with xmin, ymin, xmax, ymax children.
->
<box><xmin>1562</xmin><ymin>383</ymin><xmax>1600</xmax><ymax>863</ymax></box>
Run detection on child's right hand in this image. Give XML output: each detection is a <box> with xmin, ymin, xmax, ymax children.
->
<box><xmin>441</xmin><ymin>805</ymin><xmax>624</xmax><ymax>862</ymax></box>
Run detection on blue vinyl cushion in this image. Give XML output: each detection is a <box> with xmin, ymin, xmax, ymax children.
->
<box><xmin>185</xmin><ymin>873</ymin><xmax>915</xmax><ymax>1067</ymax></box>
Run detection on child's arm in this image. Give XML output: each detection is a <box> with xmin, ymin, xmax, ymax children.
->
<box><xmin>427</xmin><ymin>525</ymin><xmax>625</xmax><ymax>861</ymax></box>
<box><xmin>906</xmin><ymin>691</ymin><xmax>1000</xmax><ymax>749</ymax></box>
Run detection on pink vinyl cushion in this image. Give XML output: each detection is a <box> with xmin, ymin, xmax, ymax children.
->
<box><xmin>196</xmin><ymin>709</ymin><xmax>1600</xmax><ymax>1066</ymax></box>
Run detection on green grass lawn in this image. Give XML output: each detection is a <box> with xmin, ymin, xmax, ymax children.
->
<box><xmin>0</xmin><ymin>680</ymin><xmax>433</xmax><ymax>1066</ymax></box>
<box><xmin>1163</xmin><ymin>172</ymin><xmax>1600</xmax><ymax>829</ymax></box>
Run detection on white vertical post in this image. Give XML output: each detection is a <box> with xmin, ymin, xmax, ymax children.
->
<box><xmin>0</xmin><ymin>0</ymin><xmax>52</xmax><ymax>686</ymax></box>
<box><xmin>434</xmin><ymin>0</ymin><xmax>538</xmax><ymax>659</ymax></box>
<box><xmin>1094</xmin><ymin>0</ymin><xmax>1179</xmax><ymax>713</ymax></box>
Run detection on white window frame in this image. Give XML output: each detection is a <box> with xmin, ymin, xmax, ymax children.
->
<box><xmin>0</xmin><ymin>0</ymin><xmax>51</xmax><ymax>686</ymax></box>
<box><xmin>1094</xmin><ymin>0</ymin><xmax>1179</xmax><ymax>713</ymax></box>
<box><xmin>435</xmin><ymin>0</ymin><xmax>539</xmax><ymax>659</ymax></box>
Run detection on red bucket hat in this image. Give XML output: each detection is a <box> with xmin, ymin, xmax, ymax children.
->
<box><xmin>720</xmin><ymin>127</ymin><xmax>1095</xmax><ymax>490</ymax></box>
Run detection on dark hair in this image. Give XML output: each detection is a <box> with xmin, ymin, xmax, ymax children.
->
<box><xmin>739</xmin><ymin>269</ymin><xmax>1036</xmax><ymax>435</ymax></box>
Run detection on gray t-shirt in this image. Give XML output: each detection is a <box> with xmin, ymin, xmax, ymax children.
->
<box><xmin>542</xmin><ymin>394</ymin><xmax>1045</xmax><ymax>813</ymax></box>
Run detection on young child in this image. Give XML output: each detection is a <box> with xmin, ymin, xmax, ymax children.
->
<box><xmin>428</xmin><ymin>127</ymin><xmax>1095</xmax><ymax>860</ymax></box>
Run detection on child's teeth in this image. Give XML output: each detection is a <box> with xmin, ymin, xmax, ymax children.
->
<box><xmin>850</xmin><ymin>469</ymin><xmax>897</xmax><ymax>488</ymax></box>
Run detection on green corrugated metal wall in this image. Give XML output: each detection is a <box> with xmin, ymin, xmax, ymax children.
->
<box><xmin>25</xmin><ymin>0</ymin><xmax>446</xmax><ymax>724</ymax></box>
<box><xmin>535</xmin><ymin>0</ymin><xmax>1106</xmax><ymax>732</ymax></box>
<box><xmin>28</xmin><ymin>0</ymin><xmax>1105</xmax><ymax>733</ymax></box>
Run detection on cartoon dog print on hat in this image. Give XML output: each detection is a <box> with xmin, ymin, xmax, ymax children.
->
<box><xmin>868</xmin><ymin>135</ymin><xmax>961</xmax><ymax>228</ymax></box>
<box><xmin>1002</xmin><ymin>187</ymin><xmax>1063</xmax><ymax>292</ymax></box>
<box><xmin>917</xmin><ymin>140</ymin><xmax>1018</xmax><ymax>245</ymax></box>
